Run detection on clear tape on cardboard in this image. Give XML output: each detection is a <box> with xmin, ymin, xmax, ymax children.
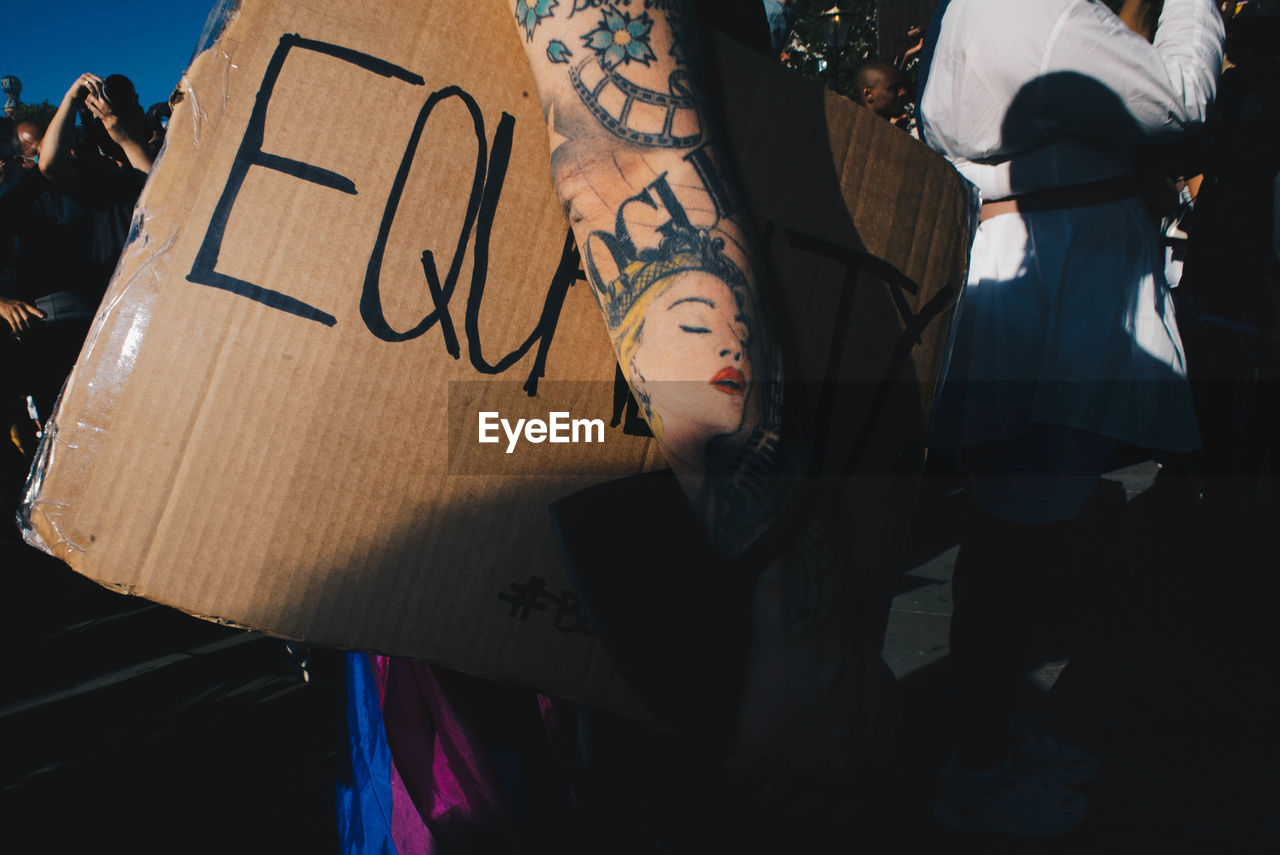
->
<box><xmin>19</xmin><ymin>419</ymin><xmax>70</xmax><ymax>554</ymax></box>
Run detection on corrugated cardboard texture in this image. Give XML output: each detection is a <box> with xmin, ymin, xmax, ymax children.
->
<box><xmin>22</xmin><ymin>0</ymin><xmax>976</xmax><ymax>719</ymax></box>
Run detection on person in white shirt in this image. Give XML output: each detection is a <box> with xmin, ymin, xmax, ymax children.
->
<box><xmin>917</xmin><ymin>0</ymin><xmax>1224</xmax><ymax>835</ymax></box>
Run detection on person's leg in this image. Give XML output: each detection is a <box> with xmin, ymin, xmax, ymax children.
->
<box><xmin>950</xmin><ymin>506</ymin><xmax>1063</xmax><ymax>770</ymax></box>
<box><xmin>936</xmin><ymin>427</ymin><xmax>1114</xmax><ymax>834</ymax></box>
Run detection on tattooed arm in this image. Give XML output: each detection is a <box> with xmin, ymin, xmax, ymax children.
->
<box><xmin>508</xmin><ymin>0</ymin><xmax>792</xmax><ymax>558</ymax></box>
<box><xmin>510</xmin><ymin>3</ymin><xmax>886</xmax><ymax>809</ymax></box>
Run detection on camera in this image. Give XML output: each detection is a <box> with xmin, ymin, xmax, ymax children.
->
<box><xmin>102</xmin><ymin>75</ymin><xmax>133</xmax><ymax>108</ymax></box>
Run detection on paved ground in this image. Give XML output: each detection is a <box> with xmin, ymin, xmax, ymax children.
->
<box><xmin>0</xmin><ymin>542</ymin><xmax>345</xmax><ymax>852</ymax></box>
<box><xmin>1</xmin><ymin>454</ymin><xmax>1276</xmax><ymax>852</ymax></box>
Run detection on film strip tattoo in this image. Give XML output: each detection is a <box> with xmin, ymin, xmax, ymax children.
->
<box><xmin>568</xmin><ymin>61</ymin><xmax>702</xmax><ymax>148</ymax></box>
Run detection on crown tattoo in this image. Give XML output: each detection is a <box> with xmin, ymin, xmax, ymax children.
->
<box><xmin>596</xmin><ymin>227</ymin><xmax>749</xmax><ymax>328</ymax></box>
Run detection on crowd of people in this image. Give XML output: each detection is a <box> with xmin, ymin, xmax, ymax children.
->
<box><xmin>0</xmin><ymin>73</ymin><xmax>170</xmax><ymax>524</ymax></box>
<box><xmin>2</xmin><ymin>0</ymin><xmax>1276</xmax><ymax>850</ymax></box>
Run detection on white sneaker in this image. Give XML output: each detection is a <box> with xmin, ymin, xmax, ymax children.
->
<box><xmin>1011</xmin><ymin>710</ymin><xmax>1099</xmax><ymax>786</ymax></box>
<box><xmin>934</xmin><ymin>757</ymin><xmax>1087</xmax><ymax>836</ymax></box>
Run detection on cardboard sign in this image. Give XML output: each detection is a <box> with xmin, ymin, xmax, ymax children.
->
<box><xmin>21</xmin><ymin>0</ymin><xmax>976</xmax><ymax>719</ymax></box>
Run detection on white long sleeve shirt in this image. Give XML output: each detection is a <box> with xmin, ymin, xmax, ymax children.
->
<box><xmin>918</xmin><ymin>0</ymin><xmax>1225</xmax><ymax>200</ymax></box>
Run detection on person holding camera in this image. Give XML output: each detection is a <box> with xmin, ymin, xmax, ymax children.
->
<box><xmin>42</xmin><ymin>72</ymin><xmax>153</xmax><ymax>184</ymax></box>
<box><xmin>33</xmin><ymin>72</ymin><xmax>151</xmax><ymax>319</ymax></box>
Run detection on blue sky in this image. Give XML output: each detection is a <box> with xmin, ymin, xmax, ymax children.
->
<box><xmin>1</xmin><ymin>0</ymin><xmax>217</xmax><ymax>112</ymax></box>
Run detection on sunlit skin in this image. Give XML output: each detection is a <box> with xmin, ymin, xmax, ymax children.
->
<box><xmin>628</xmin><ymin>271</ymin><xmax>752</xmax><ymax>452</ymax></box>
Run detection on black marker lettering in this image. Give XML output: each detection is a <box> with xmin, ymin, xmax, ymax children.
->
<box><xmin>610</xmin><ymin>362</ymin><xmax>655</xmax><ymax>437</ymax></box>
<box><xmin>362</xmin><ymin>86</ymin><xmax>487</xmax><ymax>342</ymax></box>
<box><xmin>842</xmin><ymin>284</ymin><xmax>956</xmax><ymax>477</ymax></box>
<box><xmin>421</xmin><ymin>250</ymin><xmax>460</xmax><ymax>358</ymax></box>
<box><xmin>521</xmin><ymin>230</ymin><xmax>587</xmax><ymax>396</ymax></box>
<box><xmin>786</xmin><ymin>231</ymin><xmax>942</xmax><ymax>471</ymax></box>
<box><xmin>497</xmin><ymin>576</ymin><xmax>552</xmax><ymax>622</ymax></box>
<box><xmin>187</xmin><ymin>35</ymin><xmax>424</xmax><ymax>326</ymax></box>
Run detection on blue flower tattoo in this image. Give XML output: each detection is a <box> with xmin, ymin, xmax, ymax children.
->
<box><xmin>547</xmin><ymin>39</ymin><xmax>573</xmax><ymax>63</ymax></box>
<box><xmin>583</xmin><ymin>5</ymin><xmax>656</xmax><ymax>67</ymax></box>
<box><xmin>516</xmin><ymin>0</ymin><xmax>557</xmax><ymax>42</ymax></box>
